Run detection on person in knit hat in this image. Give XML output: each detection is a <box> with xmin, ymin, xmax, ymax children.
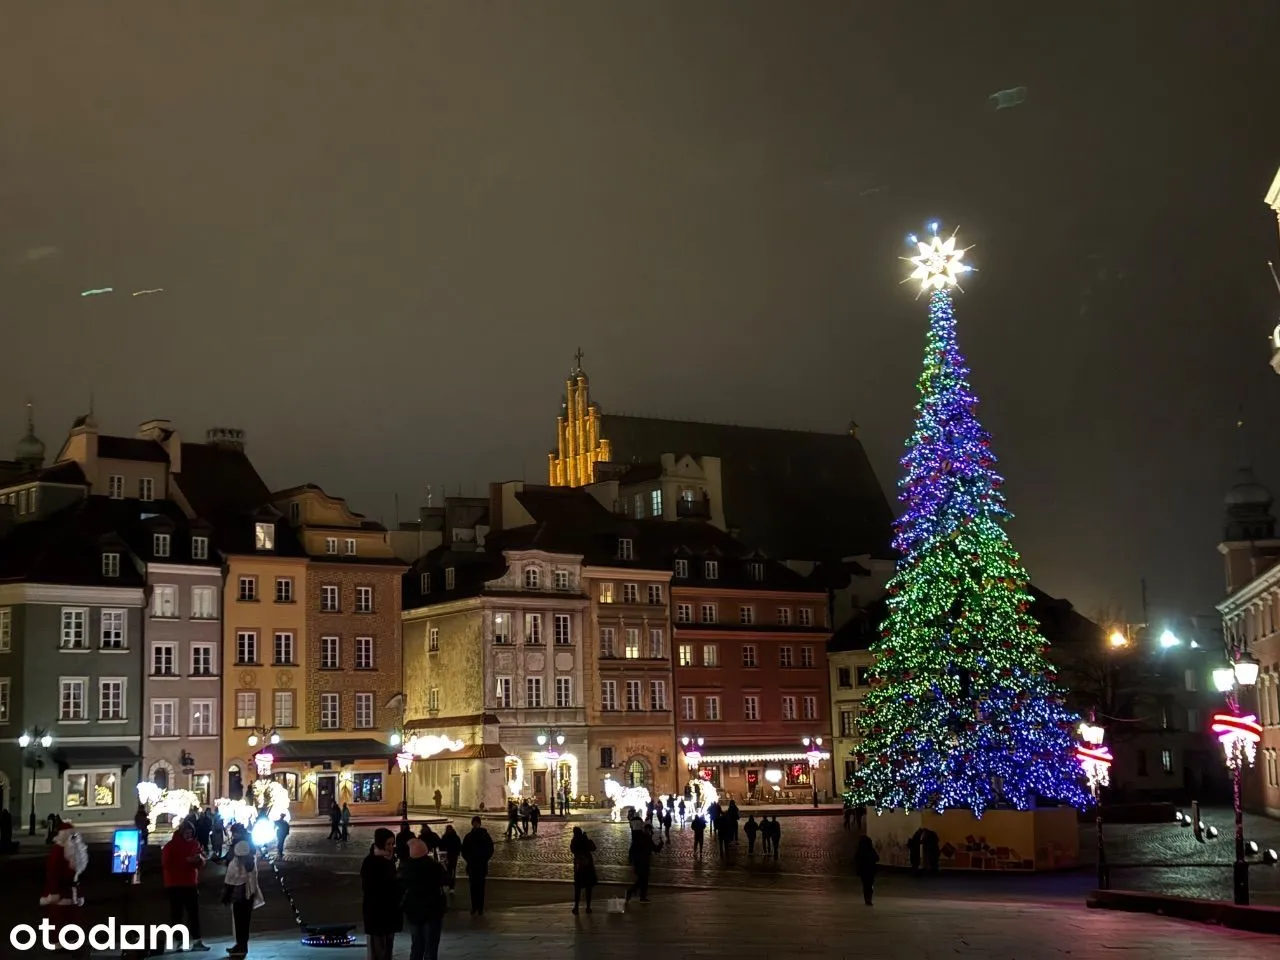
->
<box><xmin>400</xmin><ymin>837</ymin><xmax>447</xmax><ymax>960</ymax></box>
<box><xmin>40</xmin><ymin>819</ymin><xmax>88</xmax><ymax>938</ymax></box>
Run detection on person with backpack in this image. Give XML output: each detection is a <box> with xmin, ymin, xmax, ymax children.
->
<box><xmin>401</xmin><ymin>837</ymin><xmax>448</xmax><ymax>960</ymax></box>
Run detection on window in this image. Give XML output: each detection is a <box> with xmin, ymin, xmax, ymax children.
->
<box><xmin>102</xmin><ymin>552</ymin><xmax>120</xmax><ymax>578</ymax></box>
<box><xmin>0</xmin><ymin>608</ymin><xmax>8</xmax><ymax>652</ymax></box>
<box><xmin>152</xmin><ymin>533</ymin><xmax>171</xmax><ymax>558</ymax></box>
<box><xmin>445</xmin><ymin>567</ymin><xmax>456</xmax><ymax>590</ymax></box>
<box><xmin>238</xmin><ymin>577</ymin><xmax>257</xmax><ymax>602</ymax></box>
<box><xmin>420</xmin><ymin>572</ymin><xmax>431</xmax><ymax>594</ymax></box>
<box><xmin>355</xmin><ymin>586</ymin><xmax>373</xmax><ymax>613</ymax></box>
<box><xmin>749</xmin><ymin>562</ymin><xmax>764</xmax><ymax>581</ymax></box>
<box><xmin>1161</xmin><ymin>749</ymin><xmax>1174</xmax><ymax>775</ymax></box>
<box><xmin>151</xmin><ymin>700</ymin><xmax>176</xmax><ymax>737</ymax></box>
<box><xmin>703</xmin><ymin>644</ymin><xmax>719</xmax><ymax>667</ymax></box>
<box><xmin>855</xmin><ymin>666</ymin><xmax>870</xmax><ymax>686</ymax></box>
<box><xmin>1184</xmin><ymin>669</ymin><xmax>1198</xmax><ymax>693</ymax></box>
<box><xmin>493</xmin><ymin>613</ymin><xmax>511</xmax><ymax>644</ymax></box>
<box><xmin>600</xmin><ymin>746</ymin><xmax>614</xmax><ymax>769</ymax></box>
<box><xmin>782</xmin><ymin>696</ymin><xmax>797</xmax><ymax>720</ymax></box>
<box><xmin>152</xmin><ymin>643</ymin><xmax>176</xmax><ymax>676</ymax></box>
<box><xmin>320</xmin><ymin>693</ymin><xmax>340</xmax><ymax>729</ymax></box>
<box><xmin>191</xmin><ymin>585</ymin><xmax>216</xmax><ymax>619</ymax></box>
<box><xmin>525</xmin><ymin>566</ymin><xmax>541</xmax><ymax>590</ymax></box>
<box><xmin>678</xmin><ymin>644</ymin><xmax>694</xmax><ymax>666</ymax></box>
<box><xmin>191</xmin><ymin>644</ymin><xmax>214</xmax><ymax>676</ymax></box>
<box><xmin>526</xmin><ymin>677</ymin><xmax>543</xmax><ymax>708</ymax></box>
<box><xmin>325</xmin><ymin>538</ymin><xmax>338</xmax><ymax>555</ymax></box>
<box><xmin>618</xmin><ymin>538</ymin><xmax>634</xmax><ymax>560</ymax></box>
<box><xmin>624</xmin><ymin>628</ymin><xmax>640</xmax><ymax>659</ymax></box>
<box><xmin>633</xmin><ymin>493</ymin><xmax>643</xmax><ymax>518</ymax></box>
<box><xmin>599</xmin><ymin>583</ymin><xmax>615</xmax><ymax>604</ymax></box>
<box><xmin>356</xmin><ymin>636</ymin><xmax>374</xmax><ymax>669</ymax></box>
<box><xmin>355</xmin><ymin>692</ymin><xmax>374</xmax><ymax>728</ymax></box>
<box><xmin>254</xmin><ymin>522</ymin><xmax>274</xmax><ymax>551</ymax></box>
<box><xmin>190</xmin><ymin>700</ymin><xmax>215</xmax><ymax>736</ymax></box>
<box><xmin>744</xmin><ymin>696</ymin><xmax>759</xmax><ymax>721</ymax></box>
<box><xmin>321</xmin><ymin>585</ymin><xmax>339</xmax><ymax>612</ymax></box>
<box><xmin>779</xmin><ymin>646</ymin><xmax>793</xmax><ymax>668</ymax></box>
<box><xmin>651</xmin><ymin>489</ymin><xmax>663</xmax><ymax>516</ymax></box>
<box><xmin>623</xmin><ymin>583</ymin><xmax>639</xmax><ymax>604</ymax></box>
<box><xmin>742</xmin><ymin>645</ymin><xmax>757</xmax><ymax>668</ymax></box>
<box><xmin>274</xmin><ymin>632</ymin><xmax>294</xmax><ymax>665</ymax></box>
<box><xmin>777</xmin><ymin>607</ymin><xmax>792</xmax><ymax>626</ymax></box>
<box><xmin>17</xmin><ymin>490</ymin><xmax>25</xmax><ymax>515</ymax></box>
<box><xmin>798</xmin><ymin>608</ymin><xmax>813</xmax><ymax>627</ymax></box>
<box><xmin>428</xmin><ymin>688</ymin><xmax>439</xmax><ymax>711</ymax></box>
<box><xmin>845</xmin><ymin>759</ymin><xmax>857</xmax><ymax>783</ymax></box>
<box><xmin>647</xmin><ymin>584</ymin><xmax>663</xmax><ymax>605</ymax></box>
<box><xmin>28</xmin><ymin>487</ymin><xmax>37</xmax><ymax>513</ymax></box>
<box><xmin>625</xmin><ymin>680</ymin><xmax>642</xmax><ymax>711</ymax></box>
<box><xmin>345</xmin><ymin>538</ymin><xmax>357</xmax><ymax>556</ymax></box>
<box><xmin>289</xmin><ymin>501</ymin><xmax>301</xmax><ymax>525</ymax></box>
<box><xmin>100</xmin><ymin>609</ymin><xmax>126</xmax><ymax>649</ymax></box>
<box><xmin>649</xmin><ymin>680</ymin><xmax>667</xmax><ymax>710</ymax></box>
<box><xmin>496</xmin><ymin>677</ymin><xmax>513</xmax><ymax>709</ymax></box>
<box><xmin>674</xmin><ymin>559</ymin><xmax>689</xmax><ymax>579</ymax></box>
<box><xmin>554</xmin><ymin>614</ymin><xmax>572</xmax><ymax>645</ymax></box>
<box><xmin>108</xmin><ymin>475</ymin><xmax>124</xmax><ymax>499</ymax></box>
<box><xmin>555</xmin><ymin>570</ymin><xmax>570</xmax><ymax>591</ymax></box>
<box><xmin>600</xmin><ymin>627</ymin><xmax>615</xmax><ymax>658</ymax></box>
<box><xmin>235</xmin><ymin>691</ymin><xmax>258</xmax><ymax>727</ymax></box>
<box><xmin>601</xmin><ymin>680</ymin><xmax>618</xmax><ymax>711</ymax></box>
<box><xmin>64</xmin><ymin>771</ymin><xmax>120</xmax><ymax>810</ymax></box>
<box><xmin>649</xmin><ymin>628</ymin><xmax>664</xmax><ymax>658</ymax></box>
<box><xmin>525</xmin><ymin>614</ymin><xmax>543</xmax><ymax>645</ymax></box>
<box><xmin>61</xmin><ymin>608</ymin><xmax>87</xmax><ymax>649</ymax></box>
<box><xmin>681</xmin><ymin>696</ymin><xmax>696</xmax><ymax>721</ymax></box>
<box><xmin>676</xmin><ymin>603</ymin><xmax>693</xmax><ymax>623</ymax></box>
<box><xmin>704</xmin><ymin>560</ymin><xmax>719</xmax><ymax>579</ymax></box>
<box><xmin>556</xmin><ymin>677</ymin><xmax>573</xmax><ymax>708</ymax></box>
<box><xmin>840</xmin><ymin>710</ymin><xmax>857</xmax><ymax>736</ymax></box>
<box><xmin>739</xmin><ymin>605</ymin><xmax>755</xmax><ymax>625</ymax></box>
<box><xmin>803</xmin><ymin>696</ymin><xmax>818</xmax><ymax>720</ymax></box>
<box><xmin>139</xmin><ymin>477</ymin><xmax>154</xmax><ymax>501</ymax></box>
<box><xmin>99</xmin><ymin>679</ymin><xmax>125</xmax><ymax>720</ymax></box>
<box><xmin>700</xmin><ymin>603</ymin><xmax>717</xmax><ymax>624</ymax></box>
<box><xmin>273</xmin><ymin>691</ymin><xmax>294</xmax><ymax>728</ymax></box>
<box><xmin>192</xmin><ymin>536</ymin><xmax>209</xmax><ymax>560</ymax></box>
<box><xmin>59</xmin><ymin>679</ymin><xmax>86</xmax><ymax>720</ymax></box>
<box><xmin>704</xmin><ymin>696</ymin><xmax>720</xmax><ymax>720</ymax></box>
<box><xmin>321</xmin><ymin>636</ymin><xmax>340</xmax><ymax>669</ymax></box>
<box><xmin>151</xmin><ymin>585</ymin><xmax>177</xmax><ymax>619</ymax></box>
<box><xmin>275</xmin><ymin>578</ymin><xmax>293</xmax><ymax>603</ymax></box>
<box><xmin>236</xmin><ymin>631</ymin><xmax>257</xmax><ymax>665</ymax></box>
<box><xmin>800</xmin><ymin>646</ymin><xmax>814</xmax><ymax>668</ymax></box>
<box><xmin>838</xmin><ymin>666</ymin><xmax>852</xmax><ymax>688</ymax></box>
<box><xmin>350</xmin><ymin>772</ymin><xmax>383</xmax><ymax>804</ymax></box>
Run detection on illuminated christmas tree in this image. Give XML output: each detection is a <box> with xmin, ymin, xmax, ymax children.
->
<box><xmin>849</xmin><ymin>225</ymin><xmax>1090</xmax><ymax>816</ymax></box>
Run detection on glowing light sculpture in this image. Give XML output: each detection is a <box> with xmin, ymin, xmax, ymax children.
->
<box><xmin>1212</xmin><ymin>713</ymin><xmax>1263</xmax><ymax>768</ymax></box>
<box><xmin>602</xmin><ymin>778</ymin><xmax>651</xmax><ymax>822</ymax></box>
<box><xmin>136</xmin><ymin>783</ymin><xmax>203</xmax><ymax>832</ymax></box>
<box><xmin>848</xmin><ymin>226</ymin><xmax>1090</xmax><ymax>817</ymax></box>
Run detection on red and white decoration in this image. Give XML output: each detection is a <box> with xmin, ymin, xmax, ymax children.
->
<box><xmin>1074</xmin><ymin>722</ymin><xmax>1112</xmax><ymax>791</ymax></box>
<box><xmin>1211</xmin><ymin>713</ymin><xmax>1263</xmax><ymax>768</ymax></box>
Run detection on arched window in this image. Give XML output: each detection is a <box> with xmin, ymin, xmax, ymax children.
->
<box><xmin>227</xmin><ymin>764</ymin><xmax>243</xmax><ymax>801</ymax></box>
<box><xmin>627</xmin><ymin>759</ymin><xmax>647</xmax><ymax>788</ymax></box>
<box><xmin>153</xmin><ymin>767</ymin><xmax>169</xmax><ymax>791</ymax></box>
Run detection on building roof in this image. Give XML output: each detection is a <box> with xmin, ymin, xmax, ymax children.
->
<box><xmin>104</xmin><ymin>498</ymin><xmax>220</xmax><ymax>568</ymax></box>
<box><xmin>97</xmin><ymin>435</ymin><xmax>168</xmax><ymax>462</ymax></box>
<box><xmin>598</xmin><ymin>415</ymin><xmax>894</xmax><ymax>563</ymax></box>
<box><xmin>828</xmin><ymin>598</ymin><xmax>887</xmax><ymax>653</ymax></box>
<box><xmin>0</xmin><ymin>459</ymin><xmax>88</xmax><ymax>490</ymax></box>
<box><xmin>174</xmin><ymin>442</ymin><xmax>274</xmax><ymax>518</ymax></box>
<box><xmin>0</xmin><ymin>496</ymin><xmax>148</xmax><ymax>588</ymax></box>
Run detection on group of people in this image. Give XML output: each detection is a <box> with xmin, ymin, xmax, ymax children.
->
<box><xmin>327</xmin><ymin>802</ymin><xmax>354</xmax><ymax>842</ymax></box>
<box><xmin>505</xmin><ymin>799</ymin><xmax>541</xmax><ymax>839</ymax></box>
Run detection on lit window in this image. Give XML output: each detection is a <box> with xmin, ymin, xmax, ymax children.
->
<box><xmin>599</xmin><ymin>583</ymin><xmax>615</xmax><ymax>603</ymax></box>
<box><xmin>625</xmin><ymin>628</ymin><xmax>640</xmax><ymax>659</ymax></box>
<box><xmin>350</xmin><ymin>772</ymin><xmax>383</xmax><ymax>803</ymax></box>
<box><xmin>254</xmin><ymin>522</ymin><xmax>274</xmax><ymax>551</ymax></box>
<box><xmin>650</xmin><ymin>489</ymin><xmax>663</xmax><ymax>516</ymax></box>
<box><xmin>678</xmin><ymin>644</ymin><xmax>694</xmax><ymax>667</ymax></box>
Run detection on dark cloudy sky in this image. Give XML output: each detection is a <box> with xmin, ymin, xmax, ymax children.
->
<box><xmin>3</xmin><ymin>3</ymin><xmax>1280</xmax><ymax>623</ymax></box>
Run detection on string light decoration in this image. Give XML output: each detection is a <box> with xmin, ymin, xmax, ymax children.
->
<box><xmin>847</xmin><ymin>225</ymin><xmax>1090</xmax><ymax>817</ymax></box>
<box><xmin>1211</xmin><ymin>713</ymin><xmax>1262</xmax><ymax>768</ymax></box>
<box><xmin>1075</xmin><ymin>723</ymin><xmax>1113</xmax><ymax>791</ymax></box>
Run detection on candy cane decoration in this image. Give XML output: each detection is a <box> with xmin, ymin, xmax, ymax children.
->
<box><xmin>1074</xmin><ymin>742</ymin><xmax>1113</xmax><ymax>790</ymax></box>
<box><xmin>1211</xmin><ymin>713</ymin><xmax>1262</xmax><ymax>768</ymax></box>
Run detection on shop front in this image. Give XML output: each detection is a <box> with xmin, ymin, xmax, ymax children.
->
<box><xmin>229</xmin><ymin>739</ymin><xmax>401</xmax><ymax>819</ymax></box>
<box><xmin>690</xmin><ymin>746</ymin><xmax>832</xmax><ymax>804</ymax></box>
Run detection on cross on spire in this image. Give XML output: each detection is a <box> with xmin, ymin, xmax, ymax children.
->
<box><xmin>573</xmin><ymin>347</ymin><xmax>584</xmax><ymax>371</ymax></box>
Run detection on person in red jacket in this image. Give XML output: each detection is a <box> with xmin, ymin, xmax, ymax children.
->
<box><xmin>162</xmin><ymin>820</ymin><xmax>210</xmax><ymax>951</ymax></box>
<box><xmin>40</xmin><ymin>819</ymin><xmax>87</xmax><ymax>940</ymax></box>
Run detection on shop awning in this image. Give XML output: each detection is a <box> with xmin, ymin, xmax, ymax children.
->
<box><xmin>269</xmin><ymin>739</ymin><xmax>397</xmax><ymax>765</ymax></box>
<box><xmin>699</xmin><ymin>748</ymin><xmax>832</xmax><ymax>764</ymax></box>
<box><xmin>54</xmin><ymin>745</ymin><xmax>140</xmax><ymax>774</ymax></box>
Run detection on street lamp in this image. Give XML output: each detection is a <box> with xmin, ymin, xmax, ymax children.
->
<box><xmin>1075</xmin><ymin>720</ymin><xmax>1113</xmax><ymax>889</ymax></box>
<box><xmin>536</xmin><ymin>731</ymin><xmax>566</xmax><ymax>812</ymax></box>
<box><xmin>245</xmin><ymin>727</ymin><xmax>281</xmax><ymax>781</ymax></box>
<box><xmin>18</xmin><ymin>728</ymin><xmax>54</xmax><ymax>836</ymax></box>
<box><xmin>680</xmin><ymin>736</ymin><xmax>704</xmax><ymax>769</ymax></box>
<box><xmin>802</xmin><ymin>737</ymin><xmax>824</xmax><ymax>808</ymax></box>
<box><xmin>1211</xmin><ymin>649</ymin><xmax>1261</xmax><ymax>905</ymax></box>
<box><xmin>396</xmin><ymin>751</ymin><xmax>414</xmax><ymax>826</ymax></box>
<box><xmin>1107</xmin><ymin>629</ymin><xmax>1129</xmax><ymax>649</ymax></box>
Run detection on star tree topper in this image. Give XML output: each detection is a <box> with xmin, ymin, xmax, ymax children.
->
<box><xmin>903</xmin><ymin>222</ymin><xmax>973</xmax><ymax>292</ymax></box>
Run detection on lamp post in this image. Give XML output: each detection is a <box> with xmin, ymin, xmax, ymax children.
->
<box><xmin>680</xmin><ymin>736</ymin><xmax>704</xmax><ymax>770</ymax></box>
<box><xmin>536</xmin><ymin>730</ymin><xmax>565</xmax><ymax>811</ymax></box>
<box><xmin>802</xmin><ymin>737</ymin><xmax>824</xmax><ymax>808</ymax></box>
<box><xmin>396</xmin><ymin>751</ymin><xmax>414</xmax><ymax>827</ymax></box>
<box><xmin>1211</xmin><ymin>651</ymin><xmax>1261</xmax><ymax>906</ymax></box>
<box><xmin>1075</xmin><ymin>720</ymin><xmax>1113</xmax><ymax>889</ymax></box>
<box><xmin>18</xmin><ymin>728</ymin><xmax>53</xmax><ymax>836</ymax></box>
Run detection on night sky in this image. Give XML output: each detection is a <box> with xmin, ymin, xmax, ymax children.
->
<box><xmin>3</xmin><ymin>3</ymin><xmax>1280</xmax><ymax>624</ymax></box>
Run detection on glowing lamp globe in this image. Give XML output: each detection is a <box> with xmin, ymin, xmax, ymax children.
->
<box><xmin>1212</xmin><ymin>668</ymin><xmax>1236</xmax><ymax>693</ymax></box>
<box><xmin>764</xmin><ymin>769</ymin><xmax>783</xmax><ymax>785</ymax></box>
<box><xmin>17</xmin><ymin>734</ymin><xmax>30</xmax><ymax>748</ymax></box>
<box><xmin>1108</xmin><ymin>630</ymin><xmax>1128</xmax><ymax>649</ymax></box>
<box><xmin>1233</xmin><ymin>654</ymin><xmax>1260</xmax><ymax>688</ymax></box>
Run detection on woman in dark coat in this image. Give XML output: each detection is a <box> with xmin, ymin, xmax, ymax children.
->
<box><xmin>361</xmin><ymin>828</ymin><xmax>402</xmax><ymax>960</ymax></box>
<box><xmin>569</xmin><ymin>827</ymin><xmax>597</xmax><ymax>914</ymax></box>
<box><xmin>854</xmin><ymin>835</ymin><xmax>879</xmax><ymax>906</ymax></box>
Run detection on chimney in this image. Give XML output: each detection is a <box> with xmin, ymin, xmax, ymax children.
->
<box><xmin>206</xmin><ymin>428</ymin><xmax>245</xmax><ymax>452</ymax></box>
<box><xmin>138</xmin><ymin>419</ymin><xmax>181</xmax><ymax>473</ymax></box>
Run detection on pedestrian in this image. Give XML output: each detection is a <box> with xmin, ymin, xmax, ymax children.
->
<box><xmin>907</xmin><ymin>829</ymin><xmax>922</xmax><ymax>871</ymax></box>
<box><xmin>854</xmin><ymin>835</ymin><xmax>879</xmax><ymax>905</ymax></box>
<box><xmin>529</xmin><ymin>802</ymin><xmax>540</xmax><ymax>836</ymax></box>
<box><xmin>40</xmin><ymin>818</ymin><xmax>88</xmax><ymax>944</ymax></box>
<box><xmin>569</xmin><ymin>827</ymin><xmax>597</xmax><ymax>914</ymax></box>
<box><xmin>134</xmin><ymin>804</ymin><xmax>150</xmax><ymax>865</ymax></box>
<box><xmin>221</xmin><ymin>824</ymin><xmax>263</xmax><ymax>958</ymax></box>
<box><xmin>0</xmin><ymin>805</ymin><xmax>12</xmax><ymax>853</ymax></box>
<box><xmin>439</xmin><ymin>824</ymin><xmax>462</xmax><ymax>891</ymax></box>
<box><xmin>726</xmin><ymin>799</ymin><xmax>740</xmax><ymax>843</ymax></box>
<box><xmin>717</xmin><ymin>814</ymin><xmax>731</xmax><ymax>857</ymax></box>
<box><xmin>274</xmin><ymin>814</ymin><xmax>290</xmax><ymax>860</ymax></box>
<box><xmin>163</xmin><ymin>820</ymin><xmax>210</xmax><ymax>951</ymax></box>
<box><xmin>433</xmin><ymin>788</ymin><xmax>443</xmax><ymax>813</ymax></box>
<box><xmin>625</xmin><ymin>816</ymin><xmax>661</xmax><ymax>903</ymax></box>
<box><xmin>677</xmin><ymin>798</ymin><xmax>686</xmax><ymax>826</ymax></box>
<box><xmin>744</xmin><ymin>815</ymin><xmax>759</xmax><ymax>854</ymax></box>
<box><xmin>211</xmin><ymin>810</ymin><xmax>225</xmax><ymax>859</ymax></box>
<box><xmin>328</xmin><ymin>803</ymin><xmax>342</xmax><ymax>841</ymax></box>
<box><xmin>195</xmin><ymin>808</ymin><xmax>213</xmax><ymax>854</ymax></box>
<box><xmin>340</xmin><ymin>803</ymin><xmax>352</xmax><ymax>842</ymax></box>
<box><xmin>769</xmin><ymin>816</ymin><xmax>781</xmax><ymax>858</ymax></box>
<box><xmin>460</xmin><ymin>815</ymin><xmax>495</xmax><ymax>915</ymax></box>
<box><xmin>691</xmin><ymin>814</ymin><xmax>706</xmax><ymax>856</ymax></box>
<box><xmin>662</xmin><ymin>809</ymin><xmax>672</xmax><ymax>842</ymax></box>
<box><xmin>361</xmin><ymin>828</ymin><xmax>402</xmax><ymax>960</ymax></box>
<box><xmin>505</xmin><ymin>801</ymin><xmax>520</xmax><ymax>841</ymax></box>
<box><xmin>855</xmin><ymin>805</ymin><xmax>867</xmax><ymax>832</ymax></box>
<box><xmin>400</xmin><ymin>837</ymin><xmax>448</xmax><ymax>960</ymax></box>
<box><xmin>396</xmin><ymin>822</ymin><xmax>415</xmax><ymax>862</ymax></box>
<box><xmin>418</xmin><ymin>822</ymin><xmax>440</xmax><ymax>858</ymax></box>
<box><xmin>519</xmin><ymin>799</ymin><xmax>531</xmax><ymax>836</ymax></box>
<box><xmin>922</xmin><ymin>828</ymin><xmax>940</xmax><ymax>873</ymax></box>
<box><xmin>706</xmin><ymin>800</ymin><xmax>720</xmax><ymax>836</ymax></box>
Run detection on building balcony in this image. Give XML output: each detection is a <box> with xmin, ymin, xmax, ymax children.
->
<box><xmin>676</xmin><ymin>496</ymin><xmax>712</xmax><ymax>519</ymax></box>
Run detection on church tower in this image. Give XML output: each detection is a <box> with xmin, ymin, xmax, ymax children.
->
<box><xmin>548</xmin><ymin>349</ymin><xmax>611</xmax><ymax>486</ymax></box>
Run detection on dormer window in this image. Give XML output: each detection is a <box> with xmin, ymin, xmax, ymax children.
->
<box><xmin>344</xmin><ymin>539</ymin><xmax>357</xmax><ymax>556</ymax></box>
<box><xmin>254</xmin><ymin>522</ymin><xmax>275</xmax><ymax>551</ymax></box>
<box><xmin>445</xmin><ymin>567</ymin><xmax>456</xmax><ymax>591</ymax></box>
<box><xmin>748</xmin><ymin>561</ymin><xmax>764</xmax><ymax>582</ymax></box>
<box><xmin>102</xmin><ymin>552</ymin><xmax>120</xmax><ymax>578</ymax></box>
<box><xmin>674</xmin><ymin>559</ymin><xmax>689</xmax><ymax>579</ymax></box>
<box><xmin>153</xmin><ymin>533</ymin><xmax>171</xmax><ymax>558</ymax></box>
<box><xmin>191</xmin><ymin>536</ymin><xmax>209</xmax><ymax>560</ymax></box>
<box><xmin>325</xmin><ymin>538</ymin><xmax>338</xmax><ymax>555</ymax></box>
<box><xmin>704</xmin><ymin>560</ymin><xmax>719</xmax><ymax>580</ymax></box>
<box><xmin>554</xmin><ymin>570</ymin><xmax>570</xmax><ymax>591</ymax></box>
<box><xmin>525</xmin><ymin>566</ymin><xmax>541</xmax><ymax>590</ymax></box>
<box><xmin>420</xmin><ymin>572</ymin><xmax>431</xmax><ymax>594</ymax></box>
<box><xmin>618</xmin><ymin>538</ymin><xmax>634</xmax><ymax>561</ymax></box>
